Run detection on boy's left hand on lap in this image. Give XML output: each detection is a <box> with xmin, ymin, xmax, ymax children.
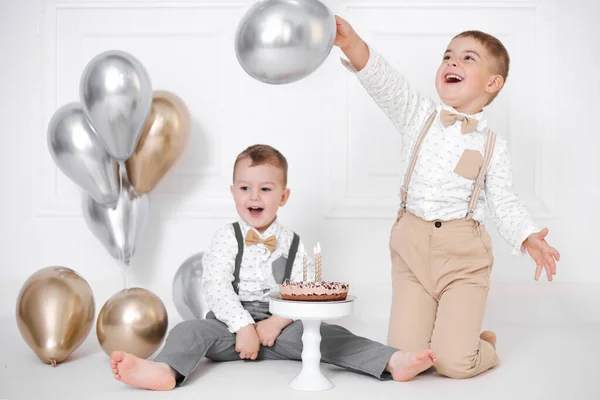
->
<box><xmin>256</xmin><ymin>316</ymin><xmax>292</xmax><ymax>347</ymax></box>
<box><xmin>523</xmin><ymin>228</ymin><xmax>561</xmax><ymax>281</ymax></box>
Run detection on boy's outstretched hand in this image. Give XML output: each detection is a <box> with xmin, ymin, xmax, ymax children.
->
<box><xmin>334</xmin><ymin>15</ymin><xmax>370</xmax><ymax>71</ymax></box>
<box><xmin>235</xmin><ymin>324</ymin><xmax>260</xmax><ymax>360</ymax></box>
<box><xmin>255</xmin><ymin>316</ymin><xmax>293</xmax><ymax>347</ymax></box>
<box><xmin>523</xmin><ymin>228</ymin><xmax>560</xmax><ymax>281</ymax></box>
<box><xmin>334</xmin><ymin>15</ymin><xmax>357</xmax><ymax>50</ymax></box>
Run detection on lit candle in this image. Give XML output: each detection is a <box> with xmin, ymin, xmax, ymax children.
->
<box><xmin>314</xmin><ymin>242</ymin><xmax>322</xmax><ymax>282</ymax></box>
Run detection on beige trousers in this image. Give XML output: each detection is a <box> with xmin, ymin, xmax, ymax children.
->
<box><xmin>388</xmin><ymin>211</ymin><xmax>499</xmax><ymax>379</ymax></box>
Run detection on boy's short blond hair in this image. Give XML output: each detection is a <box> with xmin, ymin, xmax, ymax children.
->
<box><xmin>233</xmin><ymin>144</ymin><xmax>288</xmax><ymax>186</ymax></box>
<box><xmin>453</xmin><ymin>30</ymin><xmax>510</xmax><ymax>104</ymax></box>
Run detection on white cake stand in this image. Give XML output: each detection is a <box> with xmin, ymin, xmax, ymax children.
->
<box><xmin>269</xmin><ymin>294</ymin><xmax>356</xmax><ymax>391</ymax></box>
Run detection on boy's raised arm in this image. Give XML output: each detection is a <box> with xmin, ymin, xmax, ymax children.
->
<box><xmin>335</xmin><ymin>15</ymin><xmax>435</xmax><ymax>137</ymax></box>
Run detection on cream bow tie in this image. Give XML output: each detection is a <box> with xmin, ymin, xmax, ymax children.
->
<box><xmin>245</xmin><ymin>230</ymin><xmax>277</xmax><ymax>252</ymax></box>
<box><xmin>440</xmin><ymin>109</ymin><xmax>479</xmax><ymax>134</ymax></box>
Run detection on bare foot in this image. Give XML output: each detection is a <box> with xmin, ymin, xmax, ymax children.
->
<box><xmin>387</xmin><ymin>350</ymin><xmax>436</xmax><ymax>382</ymax></box>
<box><xmin>480</xmin><ymin>330</ymin><xmax>497</xmax><ymax>349</ymax></box>
<box><xmin>110</xmin><ymin>351</ymin><xmax>177</xmax><ymax>391</ymax></box>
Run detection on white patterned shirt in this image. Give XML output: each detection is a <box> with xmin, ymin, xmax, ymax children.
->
<box><xmin>342</xmin><ymin>48</ymin><xmax>539</xmax><ymax>255</ymax></box>
<box><xmin>201</xmin><ymin>218</ymin><xmax>306</xmax><ymax>333</ymax></box>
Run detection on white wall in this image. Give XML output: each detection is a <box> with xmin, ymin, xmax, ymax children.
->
<box><xmin>1</xmin><ymin>0</ymin><xmax>599</xmax><ymax>322</ymax></box>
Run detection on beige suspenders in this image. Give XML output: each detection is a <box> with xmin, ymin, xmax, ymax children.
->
<box><xmin>398</xmin><ymin>110</ymin><xmax>497</xmax><ymax>220</ymax></box>
<box><xmin>466</xmin><ymin>130</ymin><xmax>496</xmax><ymax>220</ymax></box>
<box><xmin>399</xmin><ymin>111</ymin><xmax>437</xmax><ymax>217</ymax></box>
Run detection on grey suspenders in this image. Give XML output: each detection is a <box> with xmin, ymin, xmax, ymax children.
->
<box><xmin>231</xmin><ymin>222</ymin><xmax>300</xmax><ymax>295</ymax></box>
<box><xmin>232</xmin><ymin>222</ymin><xmax>244</xmax><ymax>294</ymax></box>
<box><xmin>399</xmin><ymin>110</ymin><xmax>497</xmax><ymax>219</ymax></box>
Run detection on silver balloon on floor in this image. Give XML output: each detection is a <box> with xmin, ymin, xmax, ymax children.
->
<box><xmin>234</xmin><ymin>0</ymin><xmax>336</xmax><ymax>84</ymax></box>
<box><xmin>172</xmin><ymin>252</ymin><xmax>209</xmax><ymax>320</ymax></box>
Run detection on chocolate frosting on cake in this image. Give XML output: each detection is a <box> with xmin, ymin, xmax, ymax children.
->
<box><xmin>279</xmin><ymin>281</ymin><xmax>349</xmax><ymax>302</ymax></box>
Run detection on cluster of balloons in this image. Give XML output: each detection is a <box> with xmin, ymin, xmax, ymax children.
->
<box><xmin>16</xmin><ymin>266</ymin><xmax>168</xmax><ymax>366</ymax></box>
<box><xmin>47</xmin><ymin>50</ymin><xmax>190</xmax><ymax>266</ymax></box>
<box><xmin>34</xmin><ymin>48</ymin><xmax>189</xmax><ymax>367</ymax></box>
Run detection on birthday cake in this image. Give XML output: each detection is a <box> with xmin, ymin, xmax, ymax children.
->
<box><xmin>279</xmin><ymin>242</ymin><xmax>349</xmax><ymax>301</ymax></box>
<box><xmin>279</xmin><ymin>281</ymin><xmax>349</xmax><ymax>302</ymax></box>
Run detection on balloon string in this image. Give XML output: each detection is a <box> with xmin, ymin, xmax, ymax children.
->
<box><xmin>118</xmin><ymin>161</ymin><xmax>124</xmax><ymax>205</ymax></box>
<box><xmin>118</xmin><ymin>161</ymin><xmax>128</xmax><ymax>290</ymax></box>
<box><xmin>122</xmin><ymin>265</ymin><xmax>128</xmax><ymax>289</ymax></box>
<box><xmin>50</xmin><ymin>358</ymin><xmax>57</xmax><ymax>368</ymax></box>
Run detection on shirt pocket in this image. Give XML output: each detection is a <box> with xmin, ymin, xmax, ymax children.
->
<box><xmin>454</xmin><ymin>149</ymin><xmax>484</xmax><ymax>180</ymax></box>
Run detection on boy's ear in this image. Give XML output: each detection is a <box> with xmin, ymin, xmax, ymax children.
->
<box><xmin>486</xmin><ymin>74</ymin><xmax>504</xmax><ymax>95</ymax></box>
<box><xmin>279</xmin><ymin>188</ymin><xmax>291</xmax><ymax>207</ymax></box>
<box><xmin>230</xmin><ymin>184</ymin><xmax>235</xmax><ymax>197</ymax></box>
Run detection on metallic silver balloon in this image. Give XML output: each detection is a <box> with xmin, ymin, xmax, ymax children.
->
<box><xmin>234</xmin><ymin>0</ymin><xmax>336</xmax><ymax>84</ymax></box>
<box><xmin>47</xmin><ymin>102</ymin><xmax>119</xmax><ymax>207</ymax></box>
<box><xmin>81</xmin><ymin>170</ymin><xmax>150</xmax><ymax>265</ymax></box>
<box><xmin>80</xmin><ymin>50</ymin><xmax>152</xmax><ymax>161</ymax></box>
<box><xmin>172</xmin><ymin>252</ymin><xmax>209</xmax><ymax>320</ymax></box>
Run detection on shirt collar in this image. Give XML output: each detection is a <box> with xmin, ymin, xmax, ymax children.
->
<box><xmin>238</xmin><ymin>217</ymin><xmax>281</xmax><ymax>238</ymax></box>
<box><xmin>437</xmin><ymin>103</ymin><xmax>488</xmax><ymax>133</ymax></box>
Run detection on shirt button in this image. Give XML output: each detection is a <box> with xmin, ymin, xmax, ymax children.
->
<box><xmin>435</xmin><ymin>221</ymin><xmax>442</xmax><ymax>228</ymax></box>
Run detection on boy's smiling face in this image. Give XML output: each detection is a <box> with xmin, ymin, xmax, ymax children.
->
<box><xmin>230</xmin><ymin>157</ymin><xmax>290</xmax><ymax>233</ymax></box>
<box><xmin>435</xmin><ymin>36</ymin><xmax>503</xmax><ymax>115</ymax></box>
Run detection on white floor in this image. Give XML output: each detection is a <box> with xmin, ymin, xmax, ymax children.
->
<box><xmin>2</xmin><ymin>283</ymin><xmax>600</xmax><ymax>400</ymax></box>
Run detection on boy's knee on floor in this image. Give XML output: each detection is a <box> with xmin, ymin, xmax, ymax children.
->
<box><xmin>434</xmin><ymin>359</ymin><xmax>476</xmax><ymax>379</ymax></box>
<box><xmin>431</xmin><ymin>347</ymin><xmax>479</xmax><ymax>379</ymax></box>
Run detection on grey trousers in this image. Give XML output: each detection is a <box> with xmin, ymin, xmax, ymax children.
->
<box><xmin>154</xmin><ymin>301</ymin><xmax>397</xmax><ymax>385</ymax></box>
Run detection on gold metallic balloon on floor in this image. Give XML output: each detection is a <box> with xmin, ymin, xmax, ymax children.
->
<box><xmin>96</xmin><ymin>288</ymin><xmax>168</xmax><ymax>359</ymax></box>
<box><xmin>15</xmin><ymin>266</ymin><xmax>96</xmax><ymax>367</ymax></box>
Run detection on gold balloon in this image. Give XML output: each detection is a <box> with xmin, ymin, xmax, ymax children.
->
<box><xmin>125</xmin><ymin>90</ymin><xmax>191</xmax><ymax>194</ymax></box>
<box><xmin>96</xmin><ymin>288</ymin><xmax>168</xmax><ymax>359</ymax></box>
<box><xmin>15</xmin><ymin>266</ymin><xmax>95</xmax><ymax>367</ymax></box>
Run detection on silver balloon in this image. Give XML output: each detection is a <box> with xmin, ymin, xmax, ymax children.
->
<box><xmin>172</xmin><ymin>252</ymin><xmax>209</xmax><ymax>320</ymax></box>
<box><xmin>234</xmin><ymin>0</ymin><xmax>336</xmax><ymax>84</ymax></box>
<box><xmin>80</xmin><ymin>50</ymin><xmax>152</xmax><ymax>161</ymax></box>
<box><xmin>81</xmin><ymin>170</ymin><xmax>150</xmax><ymax>265</ymax></box>
<box><xmin>47</xmin><ymin>102</ymin><xmax>119</xmax><ymax>207</ymax></box>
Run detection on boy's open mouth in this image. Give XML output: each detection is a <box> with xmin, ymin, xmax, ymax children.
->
<box><xmin>248</xmin><ymin>207</ymin><xmax>264</xmax><ymax>217</ymax></box>
<box><xmin>444</xmin><ymin>73</ymin><xmax>464</xmax><ymax>83</ymax></box>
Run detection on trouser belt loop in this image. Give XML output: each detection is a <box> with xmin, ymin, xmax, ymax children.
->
<box><xmin>396</xmin><ymin>207</ymin><xmax>404</xmax><ymax>222</ymax></box>
<box><xmin>472</xmin><ymin>220</ymin><xmax>481</xmax><ymax>237</ymax></box>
